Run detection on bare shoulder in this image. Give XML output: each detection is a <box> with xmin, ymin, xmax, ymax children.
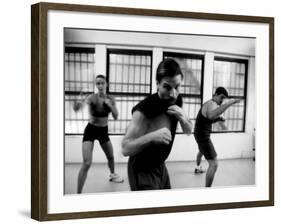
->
<box><xmin>207</xmin><ymin>100</ymin><xmax>218</xmax><ymax>110</ymax></box>
<box><xmin>107</xmin><ymin>94</ymin><xmax>116</xmax><ymax>103</ymax></box>
<box><xmin>132</xmin><ymin>110</ymin><xmax>148</xmax><ymax>125</ymax></box>
<box><xmin>202</xmin><ymin>100</ymin><xmax>217</xmax><ymax>116</ymax></box>
<box><xmin>126</xmin><ymin>110</ymin><xmax>149</xmax><ymax>137</ymax></box>
<box><xmin>86</xmin><ymin>93</ymin><xmax>96</xmax><ymax>103</ymax></box>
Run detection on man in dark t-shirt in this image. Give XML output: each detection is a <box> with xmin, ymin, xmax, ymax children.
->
<box><xmin>193</xmin><ymin>87</ymin><xmax>241</xmax><ymax>187</ymax></box>
<box><xmin>122</xmin><ymin>58</ymin><xmax>193</xmax><ymax>191</ymax></box>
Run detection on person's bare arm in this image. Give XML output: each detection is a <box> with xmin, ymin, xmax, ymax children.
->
<box><xmin>122</xmin><ymin>111</ymin><xmax>172</xmax><ymax>157</ymax></box>
<box><xmin>206</xmin><ymin>99</ymin><xmax>240</xmax><ymax>120</ymax></box>
<box><xmin>104</xmin><ymin>97</ymin><xmax>118</xmax><ymax>120</ymax></box>
<box><xmin>212</xmin><ymin>116</ymin><xmax>228</xmax><ymax>130</ymax></box>
<box><xmin>73</xmin><ymin>89</ymin><xmax>91</xmax><ymax>112</ymax></box>
<box><xmin>167</xmin><ymin>105</ymin><xmax>193</xmax><ymax>135</ymax></box>
<box><xmin>217</xmin><ymin>121</ymin><xmax>228</xmax><ymax>130</ymax></box>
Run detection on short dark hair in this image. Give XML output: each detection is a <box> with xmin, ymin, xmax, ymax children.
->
<box><xmin>96</xmin><ymin>74</ymin><xmax>106</xmax><ymax>80</ymax></box>
<box><xmin>156</xmin><ymin>58</ymin><xmax>183</xmax><ymax>82</ymax></box>
<box><xmin>215</xmin><ymin>87</ymin><xmax>229</xmax><ymax>97</ymax></box>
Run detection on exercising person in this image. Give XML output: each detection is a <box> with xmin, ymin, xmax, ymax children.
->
<box><xmin>194</xmin><ymin>87</ymin><xmax>240</xmax><ymax>187</ymax></box>
<box><xmin>74</xmin><ymin>75</ymin><xmax>123</xmax><ymax>194</ymax></box>
<box><xmin>122</xmin><ymin>58</ymin><xmax>193</xmax><ymax>191</ymax></box>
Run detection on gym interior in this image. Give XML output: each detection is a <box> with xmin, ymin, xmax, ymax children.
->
<box><xmin>64</xmin><ymin>28</ymin><xmax>255</xmax><ymax>194</ymax></box>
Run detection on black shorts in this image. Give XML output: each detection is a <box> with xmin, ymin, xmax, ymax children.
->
<box><xmin>195</xmin><ymin>138</ymin><xmax>217</xmax><ymax>160</ymax></box>
<box><xmin>128</xmin><ymin>157</ymin><xmax>171</xmax><ymax>191</ymax></box>
<box><xmin>82</xmin><ymin>123</ymin><xmax>110</xmax><ymax>144</ymax></box>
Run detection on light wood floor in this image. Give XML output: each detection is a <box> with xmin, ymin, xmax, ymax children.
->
<box><xmin>64</xmin><ymin>158</ymin><xmax>255</xmax><ymax>194</ymax></box>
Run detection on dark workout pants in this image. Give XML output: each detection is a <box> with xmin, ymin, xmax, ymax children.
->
<box><xmin>128</xmin><ymin>157</ymin><xmax>171</xmax><ymax>191</ymax></box>
<box><xmin>195</xmin><ymin>138</ymin><xmax>217</xmax><ymax>160</ymax></box>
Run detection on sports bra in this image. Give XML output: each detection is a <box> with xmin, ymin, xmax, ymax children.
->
<box><xmin>88</xmin><ymin>94</ymin><xmax>112</xmax><ymax>117</ymax></box>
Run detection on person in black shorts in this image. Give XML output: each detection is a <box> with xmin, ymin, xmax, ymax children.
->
<box><xmin>73</xmin><ymin>75</ymin><xmax>123</xmax><ymax>194</ymax></box>
<box><xmin>122</xmin><ymin>58</ymin><xmax>193</xmax><ymax>191</ymax></box>
<box><xmin>193</xmin><ymin>87</ymin><xmax>240</xmax><ymax>187</ymax></box>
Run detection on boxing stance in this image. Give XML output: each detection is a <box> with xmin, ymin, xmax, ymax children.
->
<box><xmin>74</xmin><ymin>75</ymin><xmax>123</xmax><ymax>194</ymax></box>
<box><xmin>194</xmin><ymin>87</ymin><xmax>240</xmax><ymax>187</ymax></box>
<box><xmin>122</xmin><ymin>58</ymin><xmax>193</xmax><ymax>190</ymax></box>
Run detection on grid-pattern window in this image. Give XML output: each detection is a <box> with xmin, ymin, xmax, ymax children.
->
<box><xmin>107</xmin><ymin>49</ymin><xmax>152</xmax><ymax>134</ymax></box>
<box><xmin>212</xmin><ymin>57</ymin><xmax>248</xmax><ymax>132</ymax></box>
<box><xmin>64</xmin><ymin>47</ymin><xmax>95</xmax><ymax>134</ymax></box>
<box><xmin>163</xmin><ymin>52</ymin><xmax>204</xmax><ymax>133</ymax></box>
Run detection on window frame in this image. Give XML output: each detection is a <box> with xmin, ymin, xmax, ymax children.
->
<box><xmin>163</xmin><ymin>52</ymin><xmax>205</xmax><ymax>101</ymax></box>
<box><xmin>64</xmin><ymin>46</ymin><xmax>95</xmax><ymax>135</ymax></box>
<box><xmin>212</xmin><ymin>56</ymin><xmax>249</xmax><ymax>133</ymax></box>
<box><xmin>106</xmin><ymin>48</ymin><xmax>153</xmax><ymax>96</ymax></box>
<box><xmin>106</xmin><ymin>48</ymin><xmax>153</xmax><ymax>135</ymax></box>
<box><xmin>163</xmin><ymin>51</ymin><xmax>205</xmax><ymax>134</ymax></box>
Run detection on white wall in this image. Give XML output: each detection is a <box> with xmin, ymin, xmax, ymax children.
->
<box><xmin>66</xmin><ymin>133</ymin><xmax>254</xmax><ymax>163</ymax></box>
<box><xmin>2</xmin><ymin>0</ymin><xmax>280</xmax><ymax>224</ymax></box>
<box><xmin>65</xmin><ymin>29</ymin><xmax>255</xmax><ymax>163</ymax></box>
<box><xmin>65</xmin><ymin>29</ymin><xmax>255</xmax><ymax>56</ymax></box>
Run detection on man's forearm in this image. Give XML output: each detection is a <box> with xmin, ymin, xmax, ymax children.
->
<box><xmin>107</xmin><ymin>104</ymin><xmax>118</xmax><ymax>120</ymax></box>
<box><xmin>111</xmin><ymin>107</ymin><xmax>118</xmax><ymax>120</ymax></box>
<box><xmin>122</xmin><ymin>133</ymin><xmax>154</xmax><ymax>157</ymax></box>
<box><xmin>209</xmin><ymin>101</ymin><xmax>234</xmax><ymax>120</ymax></box>
<box><xmin>178</xmin><ymin>115</ymin><xmax>193</xmax><ymax>135</ymax></box>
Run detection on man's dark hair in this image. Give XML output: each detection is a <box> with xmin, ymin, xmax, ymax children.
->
<box><xmin>215</xmin><ymin>87</ymin><xmax>229</xmax><ymax>97</ymax></box>
<box><xmin>156</xmin><ymin>58</ymin><xmax>183</xmax><ymax>82</ymax></box>
<box><xmin>96</xmin><ymin>74</ymin><xmax>106</xmax><ymax>80</ymax></box>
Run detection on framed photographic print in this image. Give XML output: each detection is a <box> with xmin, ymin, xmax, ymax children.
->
<box><xmin>31</xmin><ymin>2</ymin><xmax>274</xmax><ymax>221</ymax></box>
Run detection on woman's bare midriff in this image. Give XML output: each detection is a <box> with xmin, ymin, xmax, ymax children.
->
<box><xmin>89</xmin><ymin>116</ymin><xmax>108</xmax><ymax>127</ymax></box>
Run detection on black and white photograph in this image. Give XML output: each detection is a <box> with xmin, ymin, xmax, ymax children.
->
<box><xmin>2</xmin><ymin>0</ymin><xmax>280</xmax><ymax>223</ymax></box>
<box><xmin>64</xmin><ymin>28</ymin><xmax>256</xmax><ymax>194</ymax></box>
<box><xmin>30</xmin><ymin>2</ymin><xmax>274</xmax><ymax>221</ymax></box>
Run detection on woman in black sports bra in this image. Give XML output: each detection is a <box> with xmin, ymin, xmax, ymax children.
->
<box><xmin>74</xmin><ymin>75</ymin><xmax>124</xmax><ymax>194</ymax></box>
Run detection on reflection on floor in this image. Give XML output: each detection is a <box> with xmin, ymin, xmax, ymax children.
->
<box><xmin>64</xmin><ymin>158</ymin><xmax>255</xmax><ymax>194</ymax></box>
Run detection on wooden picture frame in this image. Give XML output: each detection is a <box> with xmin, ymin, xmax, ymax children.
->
<box><xmin>31</xmin><ymin>2</ymin><xmax>274</xmax><ymax>221</ymax></box>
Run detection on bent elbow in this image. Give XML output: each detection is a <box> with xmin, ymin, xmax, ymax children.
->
<box><xmin>185</xmin><ymin>123</ymin><xmax>193</xmax><ymax>136</ymax></box>
<box><xmin>207</xmin><ymin>112</ymin><xmax>222</xmax><ymax>121</ymax></box>
<box><xmin>122</xmin><ymin>148</ymin><xmax>129</xmax><ymax>157</ymax></box>
<box><xmin>121</xmin><ymin>141</ymin><xmax>130</xmax><ymax>157</ymax></box>
<box><xmin>185</xmin><ymin>129</ymin><xmax>192</xmax><ymax>136</ymax></box>
<box><xmin>207</xmin><ymin>114</ymin><xmax>216</xmax><ymax>120</ymax></box>
<box><xmin>113</xmin><ymin>113</ymin><xmax>119</xmax><ymax>120</ymax></box>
